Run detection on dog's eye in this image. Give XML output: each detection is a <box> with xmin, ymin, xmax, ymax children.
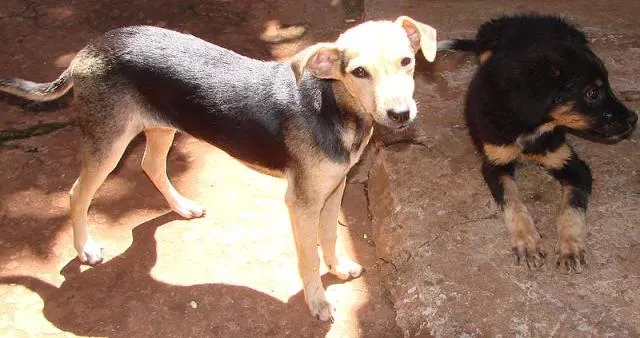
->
<box><xmin>585</xmin><ymin>87</ymin><xmax>599</xmax><ymax>101</ymax></box>
<box><xmin>351</xmin><ymin>67</ymin><xmax>369</xmax><ymax>79</ymax></box>
<box><xmin>602</xmin><ymin>111</ymin><xmax>613</xmax><ymax>121</ymax></box>
<box><xmin>401</xmin><ymin>57</ymin><xmax>412</xmax><ymax>67</ymax></box>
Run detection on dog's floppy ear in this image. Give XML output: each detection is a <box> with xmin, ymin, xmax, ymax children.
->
<box><xmin>395</xmin><ymin>16</ymin><xmax>437</xmax><ymax>62</ymax></box>
<box><xmin>290</xmin><ymin>43</ymin><xmax>341</xmax><ymax>86</ymax></box>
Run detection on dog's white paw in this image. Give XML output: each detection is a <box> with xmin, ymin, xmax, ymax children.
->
<box><xmin>307</xmin><ymin>290</ymin><xmax>334</xmax><ymax>322</ymax></box>
<box><xmin>76</xmin><ymin>238</ymin><xmax>103</xmax><ymax>265</ymax></box>
<box><xmin>171</xmin><ymin>196</ymin><xmax>206</xmax><ymax>219</ymax></box>
<box><xmin>328</xmin><ymin>257</ymin><xmax>364</xmax><ymax>280</ymax></box>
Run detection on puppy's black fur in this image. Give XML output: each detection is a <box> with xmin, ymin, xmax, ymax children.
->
<box><xmin>440</xmin><ymin>14</ymin><xmax>637</xmax><ymax>273</ymax></box>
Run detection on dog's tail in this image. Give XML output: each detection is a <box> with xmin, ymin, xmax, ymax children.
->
<box><xmin>437</xmin><ymin>39</ymin><xmax>478</xmax><ymax>52</ymax></box>
<box><xmin>0</xmin><ymin>275</ymin><xmax>58</xmax><ymax>299</ymax></box>
<box><xmin>0</xmin><ymin>67</ymin><xmax>73</xmax><ymax>102</ymax></box>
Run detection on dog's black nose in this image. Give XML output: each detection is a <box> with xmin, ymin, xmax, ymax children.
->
<box><xmin>387</xmin><ymin>109</ymin><xmax>410</xmax><ymax>124</ymax></box>
<box><xmin>628</xmin><ymin>112</ymin><xmax>638</xmax><ymax>125</ymax></box>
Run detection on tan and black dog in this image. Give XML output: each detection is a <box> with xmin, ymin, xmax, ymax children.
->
<box><xmin>0</xmin><ymin>17</ymin><xmax>437</xmax><ymax>320</ymax></box>
<box><xmin>439</xmin><ymin>14</ymin><xmax>637</xmax><ymax>274</ymax></box>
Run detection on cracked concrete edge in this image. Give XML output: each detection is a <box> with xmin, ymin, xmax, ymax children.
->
<box><xmin>366</xmin><ymin>143</ymin><xmax>420</xmax><ymax>337</ymax></box>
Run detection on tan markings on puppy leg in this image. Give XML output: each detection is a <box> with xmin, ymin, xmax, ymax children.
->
<box><xmin>142</xmin><ymin>128</ymin><xmax>205</xmax><ymax>218</ymax></box>
<box><xmin>479</xmin><ymin>50</ymin><xmax>493</xmax><ymax>64</ymax></box>
<box><xmin>555</xmin><ymin>186</ymin><xmax>587</xmax><ymax>274</ymax></box>
<box><xmin>500</xmin><ymin>175</ymin><xmax>545</xmax><ymax>268</ymax></box>
<box><xmin>550</xmin><ymin>102</ymin><xmax>590</xmax><ymax>130</ymax></box>
<box><xmin>483</xmin><ymin>143</ymin><xmax>521</xmax><ymax>165</ymax></box>
<box><xmin>525</xmin><ymin>143</ymin><xmax>572</xmax><ymax>169</ymax></box>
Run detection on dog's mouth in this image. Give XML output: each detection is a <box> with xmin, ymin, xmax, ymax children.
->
<box><xmin>571</xmin><ymin>125</ymin><xmax>636</xmax><ymax>144</ymax></box>
<box><xmin>382</xmin><ymin>121</ymin><xmax>412</xmax><ymax>131</ymax></box>
<box><xmin>375</xmin><ymin>117</ymin><xmax>413</xmax><ymax>130</ymax></box>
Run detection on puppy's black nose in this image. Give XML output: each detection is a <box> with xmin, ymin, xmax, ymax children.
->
<box><xmin>628</xmin><ymin>112</ymin><xmax>638</xmax><ymax>125</ymax></box>
<box><xmin>387</xmin><ymin>109</ymin><xmax>410</xmax><ymax>124</ymax></box>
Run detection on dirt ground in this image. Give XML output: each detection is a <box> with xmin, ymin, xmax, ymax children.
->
<box><xmin>0</xmin><ymin>0</ymin><xmax>639</xmax><ymax>337</ymax></box>
<box><xmin>0</xmin><ymin>1</ymin><xmax>399</xmax><ymax>337</ymax></box>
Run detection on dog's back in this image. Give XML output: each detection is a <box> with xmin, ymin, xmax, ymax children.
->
<box><xmin>71</xmin><ymin>26</ymin><xmax>302</xmax><ymax>171</ymax></box>
<box><xmin>475</xmin><ymin>14</ymin><xmax>588</xmax><ymax>54</ymax></box>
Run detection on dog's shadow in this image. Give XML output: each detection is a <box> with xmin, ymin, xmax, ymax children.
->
<box><xmin>0</xmin><ymin>213</ymin><xmax>332</xmax><ymax>337</ymax></box>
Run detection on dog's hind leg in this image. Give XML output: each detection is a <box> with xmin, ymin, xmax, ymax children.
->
<box><xmin>70</xmin><ymin>128</ymin><xmax>139</xmax><ymax>265</ymax></box>
<box><xmin>481</xmin><ymin>155</ymin><xmax>545</xmax><ymax>269</ymax></box>
<box><xmin>318</xmin><ymin>178</ymin><xmax>363</xmax><ymax>280</ymax></box>
<box><xmin>141</xmin><ymin>128</ymin><xmax>205</xmax><ymax>218</ymax></box>
<box><xmin>528</xmin><ymin>143</ymin><xmax>591</xmax><ymax>274</ymax></box>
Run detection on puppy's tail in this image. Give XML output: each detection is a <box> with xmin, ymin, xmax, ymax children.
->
<box><xmin>437</xmin><ymin>39</ymin><xmax>477</xmax><ymax>52</ymax></box>
<box><xmin>0</xmin><ymin>67</ymin><xmax>73</xmax><ymax>102</ymax></box>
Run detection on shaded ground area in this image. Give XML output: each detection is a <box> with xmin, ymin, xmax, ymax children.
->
<box><xmin>1</xmin><ymin>0</ymin><xmax>639</xmax><ymax>337</ymax></box>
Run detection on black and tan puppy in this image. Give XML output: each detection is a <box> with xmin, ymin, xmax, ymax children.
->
<box><xmin>0</xmin><ymin>17</ymin><xmax>437</xmax><ymax>320</ymax></box>
<box><xmin>439</xmin><ymin>14</ymin><xmax>637</xmax><ymax>273</ymax></box>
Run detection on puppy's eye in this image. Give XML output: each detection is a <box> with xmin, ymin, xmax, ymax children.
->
<box><xmin>585</xmin><ymin>87</ymin><xmax>599</xmax><ymax>101</ymax></box>
<box><xmin>351</xmin><ymin>67</ymin><xmax>369</xmax><ymax>78</ymax></box>
<box><xmin>401</xmin><ymin>57</ymin><xmax>412</xmax><ymax>67</ymax></box>
<box><xmin>602</xmin><ymin>111</ymin><xmax>613</xmax><ymax>121</ymax></box>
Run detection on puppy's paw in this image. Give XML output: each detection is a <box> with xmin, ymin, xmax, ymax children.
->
<box><xmin>512</xmin><ymin>245</ymin><xmax>546</xmax><ymax>269</ymax></box>
<box><xmin>555</xmin><ymin>239</ymin><xmax>586</xmax><ymax>274</ymax></box>
<box><xmin>76</xmin><ymin>238</ymin><xmax>103</xmax><ymax>265</ymax></box>
<box><xmin>507</xmin><ymin>210</ymin><xmax>545</xmax><ymax>269</ymax></box>
<box><xmin>555</xmin><ymin>207</ymin><xmax>587</xmax><ymax>274</ymax></box>
<box><xmin>328</xmin><ymin>257</ymin><xmax>364</xmax><ymax>280</ymax></box>
<box><xmin>307</xmin><ymin>291</ymin><xmax>334</xmax><ymax>322</ymax></box>
<box><xmin>171</xmin><ymin>196</ymin><xmax>206</xmax><ymax>219</ymax></box>
<box><xmin>511</xmin><ymin>233</ymin><xmax>546</xmax><ymax>269</ymax></box>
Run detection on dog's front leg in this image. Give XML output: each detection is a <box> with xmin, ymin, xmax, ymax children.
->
<box><xmin>481</xmin><ymin>159</ymin><xmax>545</xmax><ymax>268</ymax></box>
<box><xmin>544</xmin><ymin>146</ymin><xmax>592</xmax><ymax>274</ymax></box>
<box><xmin>319</xmin><ymin>178</ymin><xmax>363</xmax><ymax>280</ymax></box>
<box><xmin>285</xmin><ymin>172</ymin><xmax>334</xmax><ymax>321</ymax></box>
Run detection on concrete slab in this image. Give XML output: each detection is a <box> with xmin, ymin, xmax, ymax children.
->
<box><xmin>366</xmin><ymin>1</ymin><xmax>640</xmax><ymax>336</ymax></box>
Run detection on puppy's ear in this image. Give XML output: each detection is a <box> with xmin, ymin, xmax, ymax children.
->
<box><xmin>289</xmin><ymin>43</ymin><xmax>341</xmax><ymax>86</ymax></box>
<box><xmin>395</xmin><ymin>16</ymin><xmax>437</xmax><ymax>62</ymax></box>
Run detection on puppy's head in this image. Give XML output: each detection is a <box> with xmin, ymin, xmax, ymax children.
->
<box><xmin>543</xmin><ymin>46</ymin><xmax>637</xmax><ymax>141</ymax></box>
<box><xmin>290</xmin><ymin>16</ymin><xmax>437</xmax><ymax>129</ymax></box>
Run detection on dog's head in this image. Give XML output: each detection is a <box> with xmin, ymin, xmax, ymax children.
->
<box><xmin>290</xmin><ymin>16</ymin><xmax>437</xmax><ymax>129</ymax></box>
<box><xmin>539</xmin><ymin>45</ymin><xmax>637</xmax><ymax>141</ymax></box>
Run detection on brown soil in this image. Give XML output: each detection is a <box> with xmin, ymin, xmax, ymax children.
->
<box><xmin>0</xmin><ymin>1</ymin><xmax>398</xmax><ymax>337</ymax></box>
<box><xmin>2</xmin><ymin>1</ymin><xmax>640</xmax><ymax>337</ymax></box>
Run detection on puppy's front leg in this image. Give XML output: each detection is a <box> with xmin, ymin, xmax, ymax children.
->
<box><xmin>545</xmin><ymin>148</ymin><xmax>592</xmax><ymax>274</ymax></box>
<box><xmin>482</xmin><ymin>159</ymin><xmax>545</xmax><ymax>268</ymax></box>
<box><xmin>319</xmin><ymin>178</ymin><xmax>363</xmax><ymax>280</ymax></box>
<box><xmin>285</xmin><ymin>173</ymin><xmax>334</xmax><ymax>321</ymax></box>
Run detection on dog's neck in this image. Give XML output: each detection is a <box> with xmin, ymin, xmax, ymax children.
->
<box><xmin>330</xmin><ymin>81</ymin><xmax>374</xmax><ymax>164</ymax></box>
